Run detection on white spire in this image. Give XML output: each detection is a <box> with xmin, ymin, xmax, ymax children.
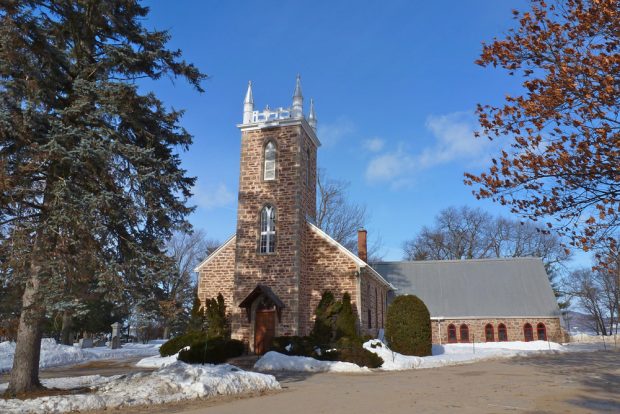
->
<box><xmin>292</xmin><ymin>74</ymin><xmax>303</xmax><ymax>118</ymax></box>
<box><xmin>243</xmin><ymin>81</ymin><xmax>254</xmax><ymax>124</ymax></box>
<box><xmin>308</xmin><ymin>98</ymin><xmax>317</xmax><ymax>131</ymax></box>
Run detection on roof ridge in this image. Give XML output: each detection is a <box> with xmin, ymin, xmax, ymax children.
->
<box><xmin>374</xmin><ymin>256</ymin><xmax>542</xmax><ymax>265</ymax></box>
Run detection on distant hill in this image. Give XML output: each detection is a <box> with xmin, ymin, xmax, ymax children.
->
<box><xmin>561</xmin><ymin>310</ymin><xmax>597</xmax><ymax>335</ymax></box>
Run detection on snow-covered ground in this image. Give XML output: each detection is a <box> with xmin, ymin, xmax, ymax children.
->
<box><xmin>364</xmin><ymin>340</ymin><xmax>566</xmax><ymax>371</ymax></box>
<box><xmin>135</xmin><ymin>353</ymin><xmax>180</xmax><ymax>368</ymax></box>
<box><xmin>254</xmin><ymin>340</ymin><xmax>574</xmax><ymax>373</ymax></box>
<box><xmin>0</xmin><ymin>338</ymin><xmax>162</xmax><ymax>373</ymax></box>
<box><xmin>0</xmin><ymin>361</ymin><xmax>280</xmax><ymax>414</ymax></box>
<box><xmin>254</xmin><ymin>351</ymin><xmax>370</xmax><ymax>373</ymax></box>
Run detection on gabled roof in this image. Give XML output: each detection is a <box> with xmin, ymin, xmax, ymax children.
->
<box><xmin>373</xmin><ymin>257</ymin><xmax>561</xmax><ymax>319</ymax></box>
<box><xmin>307</xmin><ymin>221</ymin><xmax>395</xmax><ymax>290</ymax></box>
<box><xmin>238</xmin><ymin>284</ymin><xmax>286</xmax><ymax>309</ymax></box>
<box><xmin>193</xmin><ymin>234</ymin><xmax>236</xmax><ymax>273</ymax></box>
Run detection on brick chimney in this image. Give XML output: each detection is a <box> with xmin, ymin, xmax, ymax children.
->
<box><xmin>357</xmin><ymin>229</ymin><xmax>367</xmax><ymax>263</ymax></box>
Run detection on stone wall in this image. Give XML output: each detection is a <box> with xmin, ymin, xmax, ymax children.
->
<box><xmin>431</xmin><ymin>317</ymin><xmax>563</xmax><ymax>344</ymax></box>
<box><xmin>197</xmin><ymin>237</ymin><xmax>236</xmax><ymax>313</ymax></box>
<box><xmin>300</xmin><ymin>223</ymin><xmax>360</xmax><ymax>336</ymax></box>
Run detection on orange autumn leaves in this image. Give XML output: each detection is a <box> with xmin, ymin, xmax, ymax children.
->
<box><xmin>465</xmin><ymin>0</ymin><xmax>620</xmax><ymax>254</ymax></box>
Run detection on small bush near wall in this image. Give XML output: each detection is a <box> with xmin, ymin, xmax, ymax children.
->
<box><xmin>385</xmin><ymin>295</ymin><xmax>432</xmax><ymax>356</ymax></box>
<box><xmin>177</xmin><ymin>338</ymin><xmax>245</xmax><ymax>364</ymax></box>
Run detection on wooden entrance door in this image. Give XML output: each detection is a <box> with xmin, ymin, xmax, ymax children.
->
<box><xmin>254</xmin><ymin>309</ymin><xmax>276</xmax><ymax>355</ymax></box>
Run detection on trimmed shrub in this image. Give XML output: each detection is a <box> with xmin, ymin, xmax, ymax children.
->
<box><xmin>270</xmin><ymin>336</ymin><xmax>316</xmax><ymax>357</ymax></box>
<box><xmin>321</xmin><ymin>337</ymin><xmax>383</xmax><ymax>368</ymax></box>
<box><xmin>335</xmin><ymin>292</ymin><xmax>357</xmax><ymax>340</ymax></box>
<box><xmin>385</xmin><ymin>295</ymin><xmax>432</xmax><ymax>356</ymax></box>
<box><xmin>159</xmin><ymin>331</ymin><xmax>207</xmax><ymax>357</ymax></box>
<box><xmin>204</xmin><ymin>293</ymin><xmax>230</xmax><ymax>340</ymax></box>
<box><xmin>177</xmin><ymin>338</ymin><xmax>245</xmax><ymax>364</ymax></box>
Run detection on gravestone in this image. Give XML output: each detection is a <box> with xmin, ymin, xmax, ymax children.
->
<box><xmin>110</xmin><ymin>322</ymin><xmax>122</xmax><ymax>349</ymax></box>
<box><xmin>79</xmin><ymin>337</ymin><xmax>93</xmax><ymax>349</ymax></box>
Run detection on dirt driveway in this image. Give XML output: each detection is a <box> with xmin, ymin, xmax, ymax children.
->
<box><xmin>110</xmin><ymin>350</ymin><xmax>619</xmax><ymax>414</ymax></box>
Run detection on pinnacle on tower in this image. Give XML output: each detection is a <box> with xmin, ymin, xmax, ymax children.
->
<box><xmin>308</xmin><ymin>98</ymin><xmax>317</xmax><ymax>131</ymax></box>
<box><xmin>292</xmin><ymin>74</ymin><xmax>303</xmax><ymax>118</ymax></box>
<box><xmin>243</xmin><ymin>80</ymin><xmax>254</xmax><ymax>124</ymax></box>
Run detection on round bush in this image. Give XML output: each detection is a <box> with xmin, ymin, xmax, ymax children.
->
<box><xmin>385</xmin><ymin>295</ymin><xmax>432</xmax><ymax>356</ymax></box>
<box><xmin>159</xmin><ymin>331</ymin><xmax>207</xmax><ymax>357</ymax></box>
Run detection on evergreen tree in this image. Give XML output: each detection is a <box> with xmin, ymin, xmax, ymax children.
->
<box><xmin>311</xmin><ymin>290</ymin><xmax>339</xmax><ymax>344</ymax></box>
<box><xmin>187</xmin><ymin>294</ymin><xmax>204</xmax><ymax>333</ymax></box>
<box><xmin>204</xmin><ymin>293</ymin><xmax>229</xmax><ymax>340</ymax></box>
<box><xmin>335</xmin><ymin>292</ymin><xmax>357</xmax><ymax>340</ymax></box>
<box><xmin>0</xmin><ymin>0</ymin><xmax>205</xmax><ymax>395</ymax></box>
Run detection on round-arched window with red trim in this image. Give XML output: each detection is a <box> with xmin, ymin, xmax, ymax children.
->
<box><xmin>537</xmin><ymin>323</ymin><xmax>547</xmax><ymax>341</ymax></box>
<box><xmin>460</xmin><ymin>324</ymin><xmax>469</xmax><ymax>343</ymax></box>
<box><xmin>523</xmin><ymin>323</ymin><xmax>534</xmax><ymax>342</ymax></box>
<box><xmin>447</xmin><ymin>324</ymin><xmax>457</xmax><ymax>343</ymax></box>
<box><xmin>485</xmin><ymin>323</ymin><xmax>494</xmax><ymax>342</ymax></box>
<box><xmin>498</xmin><ymin>323</ymin><xmax>508</xmax><ymax>341</ymax></box>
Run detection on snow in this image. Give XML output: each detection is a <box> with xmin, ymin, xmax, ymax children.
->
<box><xmin>0</xmin><ymin>361</ymin><xmax>280</xmax><ymax>414</ymax></box>
<box><xmin>253</xmin><ymin>340</ymin><xmax>571</xmax><ymax>373</ymax></box>
<box><xmin>135</xmin><ymin>353</ymin><xmax>179</xmax><ymax>368</ymax></box>
<box><xmin>254</xmin><ymin>351</ymin><xmax>370</xmax><ymax>373</ymax></box>
<box><xmin>363</xmin><ymin>339</ymin><xmax>566</xmax><ymax>370</ymax></box>
<box><xmin>0</xmin><ymin>338</ymin><xmax>162</xmax><ymax>373</ymax></box>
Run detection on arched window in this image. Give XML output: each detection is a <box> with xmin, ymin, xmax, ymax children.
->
<box><xmin>460</xmin><ymin>324</ymin><xmax>470</xmax><ymax>343</ymax></box>
<box><xmin>264</xmin><ymin>141</ymin><xmax>276</xmax><ymax>181</ymax></box>
<box><xmin>367</xmin><ymin>308</ymin><xmax>372</xmax><ymax>329</ymax></box>
<box><xmin>498</xmin><ymin>323</ymin><xmax>508</xmax><ymax>341</ymax></box>
<box><xmin>259</xmin><ymin>205</ymin><xmax>276</xmax><ymax>253</ymax></box>
<box><xmin>523</xmin><ymin>323</ymin><xmax>534</xmax><ymax>342</ymax></box>
<box><xmin>447</xmin><ymin>324</ymin><xmax>457</xmax><ymax>343</ymax></box>
<box><xmin>537</xmin><ymin>323</ymin><xmax>547</xmax><ymax>341</ymax></box>
<box><xmin>485</xmin><ymin>323</ymin><xmax>495</xmax><ymax>342</ymax></box>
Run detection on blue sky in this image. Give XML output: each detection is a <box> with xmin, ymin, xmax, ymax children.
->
<box><xmin>142</xmin><ymin>0</ymin><xmax>589</xmax><ymax>266</ymax></box>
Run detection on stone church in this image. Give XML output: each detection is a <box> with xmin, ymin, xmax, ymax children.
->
<box><xmin>195</xmin><ymin>77</ymin><xmax>563</xmax><ymax>354</ymax></box>
<box><xmin>195</xmin><ymin>76</ymin><xmax>393</xmax><ymax>354</ymax></box>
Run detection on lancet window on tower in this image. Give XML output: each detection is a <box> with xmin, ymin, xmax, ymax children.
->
<box><xmin>260</xmin><ymin>205</ymin><xmax>276</xmax><ymax>253</ymax></box>
<box><xmin>264</xmin><ymin>141</ymin><xmax>276</xmax><ymax>181</ymax></box>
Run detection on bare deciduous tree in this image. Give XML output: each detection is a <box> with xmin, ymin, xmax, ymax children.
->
<box><xmin>316</xmin><ymin>169</ymin><xmax>383</xmax><ymax>261</ymax></box>
<box><xmin>403</xmin><ymin>206</ymin><xmax>568</xmax><ymax>264</ymax></box>
<box><xmin>159</xmin><ymin>231</ymin><xmax>219</xmax><ymax>338</ymax></box>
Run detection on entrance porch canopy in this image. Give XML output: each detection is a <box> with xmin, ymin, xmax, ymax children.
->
<box><xmin>238</xmin><ymin>284</ymin><xmax>285</xmax><ymax>322</ymax></box>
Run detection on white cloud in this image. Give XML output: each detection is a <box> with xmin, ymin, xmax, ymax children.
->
<box><xmin>365</xmin><ymin>111</ymin><xmax>496</xmax><ymax>187</ymax></box>
<box><xmin>365</xmin><ymin>149</ymin><xmax>414</xmax><ymax>182</ymax></box>
<box><xmin>363</xmin><ymin>138</ymin><xmax>385</xmax><ymax>153</ymax></box>
<box><xmin>193</xmin><ymin>182</ymin><xmax>235</xmax><ymax>210</ymax></box>
<box><xmin>317</xmin><ymin>118</ymin><xmax>355</xmax><ymax>146</ymax></box>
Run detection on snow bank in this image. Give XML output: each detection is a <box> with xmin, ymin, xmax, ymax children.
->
<box><xmin>363</xmin><ymin>339</ymin><xmax>566</xmax><ymax>371</ymax></box>
<box><xmin>135</xmin><ymin>353</ymin><xmax>179</xmax><ymax>368</ymax></box>
<box><xmin>0</xmin><ymin>339</ymin><xmax>162</xmax><ymax>373</ymax></box>
<box><xmin>254</xmin><ymin>351</ymin><xmax>370</xmax><ymax>373</ymax></box>
<box><xmin>0</xmin><ymin>361</ymin><xmax>280</xmax><ymax>413</ymax></box>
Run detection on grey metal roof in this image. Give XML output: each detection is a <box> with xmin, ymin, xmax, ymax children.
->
<box><xmin>373</xmin><ymin>257</ymin><xmax>561</xmax><ymax>318</ymax></box>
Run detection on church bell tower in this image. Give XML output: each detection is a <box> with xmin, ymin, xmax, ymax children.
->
<box><xmin>231</xmin><ymin>76</ymin><xmax>321</xmax><ymax>349</ymax></box>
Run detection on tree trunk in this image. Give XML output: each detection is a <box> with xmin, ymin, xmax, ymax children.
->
<box><xmin>6</xmin><ymin>258</ymin><xmax>46</xmax><ymax>396</ymax></box>
<box><xmin>60</xmin><ymin>310</ymin><xmax>73</xmax><ymax>346</ymax></box>
<box><xmin>163</xmin><ymin>325</ymin><xmax>170</xmax><ymax>340</ymax></box>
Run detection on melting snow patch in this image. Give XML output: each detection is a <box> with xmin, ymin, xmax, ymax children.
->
<box><xmin>254</xmin><ymin>351</ymin><xmax>370</xmax><ymax>373</ymax></box>
<box><xmin>363</xmin><ymin>339</ymin><xmax>566</xmax><ymax>370</ymax></box>
<box><xmin>0</xmin><ymin>339</ymin><xmax>162</xmax><ymax>373</ymax></box>
<box><xmin>0</xmin><ymin>361</ymin><xmax>280</xmax><ymax>414</ymax></box>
